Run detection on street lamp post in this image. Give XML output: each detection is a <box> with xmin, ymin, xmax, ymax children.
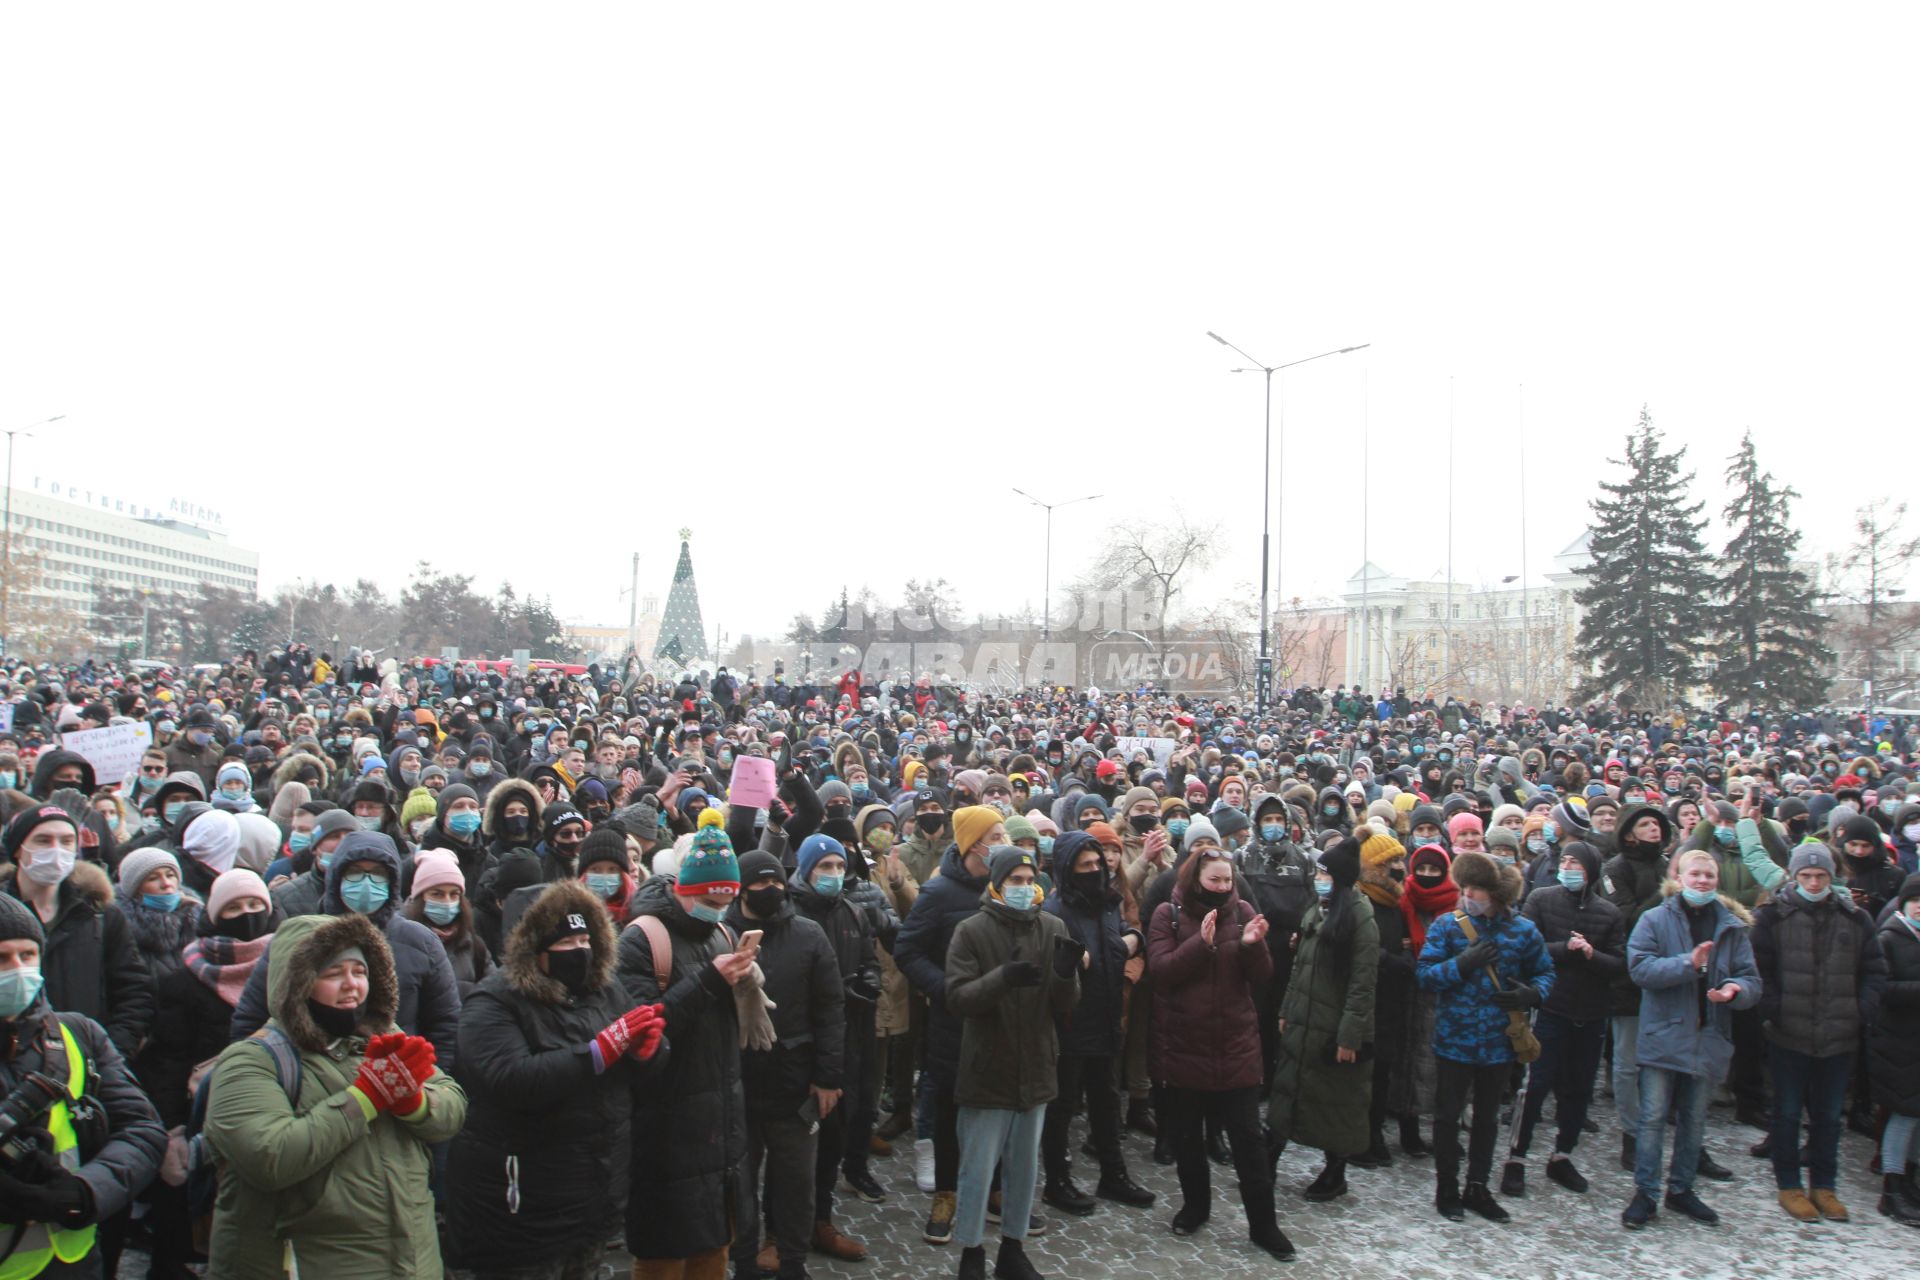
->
<box><xmin>1011</xmin><ymin>489</ymin><xmax>1101</xmax><ymax>643</ymax></box>
<box><xmin>1205</xmin><ymin>336</ymin><xmax>1369</xmax><ymax>712</ymax></box>
<box><xmin>1</xmin><ymin>415</ymin><xmax>64</xmax><ymax>657</ymax></box>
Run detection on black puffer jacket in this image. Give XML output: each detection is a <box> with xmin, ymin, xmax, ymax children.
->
<box><xmin>618</xmin><ymin>874</ymin><xmax>746</xmax><ymax>1261</ymax></box>
<box><xmin>893</xmin><ymin>844</ymin><xmax>988</xmax><ymax>1084</ymax></box>
<box><xmin>0</xmin><ymin>861</ymin><xmax>154</xmax><ymax>1060</ymax></box>
<box><xmin>790</xmin><ymin>875</ymin><xmax>878</xmax><ymax>1076</ymax></box>
<box><xmin>1520</xmin><ymin>840</ymin><xmax>1626</xmax><ymax>1023</ymax></box>
<box><xmin>724</xmin><ymin>891</ymin><xmax>846</xmax><ymax>1116</ymax></box>
<box><xmin>1752</xmin><ymin>884</ymin><xmax>1888</xmax><ymax>1059</ymax></box>
<box><xmin>447</xmin><ymin>882</ymin><xmax>652</xmax><ymax>1270</ymax></box>
<box><xmin>1603</xmin><ymin>803</ymin><xmax>1672</xmax><ymax>1016</ymax></box>
<box><xmin>1040</xmin><ymin>832</ymin><xmax>1133</xmax><ymax>1058</ymax></box>
<box><xmin>1869</xmin><ymin>899</ymin><xmax>1920</xmax><ymax>1116</ymax></box>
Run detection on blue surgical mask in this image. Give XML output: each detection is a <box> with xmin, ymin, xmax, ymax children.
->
<box><xmin>467</xmin><ymin>760</ymin><xmax>491</xmax><ymax>777</ymax></box>
<box><xmin>289</xmin><ymin>830</ymin><xmax>314</xmax><ymax>853</ymax></box>
<box><xmin>0</xmin><ymin>966</ymin><xmax>45</xmax><ymax>1019</ymax></box>
<box><xmin>423</xmin><ymin>899</ymin><xmax>460</xmax><ymax>926</ymax></box>
<box><xmin>1002</xmin><ymin>883</ymin><xmax>1038</xmax><ymax>911</ymax></box>
<box><xmin>1713</xmin><ymin>826</ymin><xmax>1736</xmax><ymax>847</ymax></box>
<box><xmin>1037</xmin><ymin>835</ymin><xmax>1055</xmax><ymax>857</ymax></box>
<box><xmin>1167</xmin><ymin>818</ymin><xmax>1190</xmax><ymax>842</ymax></box>
<box><xmin>358</xmin><ymin>816</ymin><xmax>382</xmax><ymax>831</ymax></box>
<box><xmin>1461</xmin><ymin>896</ymin><xmax>1490</xmax><ymax>917</ymax></box>
<box><xmin>340</xmin><ymin>874</ymin><xmax>391</xmax><ymax>914</ymax></box>
<box><xmin>1796</xmin><ymin>884</ymin><xmax>1831</xmax><ymax>904</ymax></box>
<box><xmin>1315</xmin><ymin>878</ymin><xmax>1333</xmax><ymax>898</ymax></box>
<box><xmin>851</xmin><ymin>783</ymin><xmax>870</xmax><ymax>801</ymax></box>
<box><xmin>1681</xmin><ymin>887</ymin><xmax>1717</xmax><ymax>907</ymax></box>
<box><xmin>688</xmin><ymin>900</ymin><xmax>727</xmax><ymax>924</ymax></box>
<box><xmin>1557</xmin><ymin>869</ymin><xmax>1586</xmax><ymax>891</ymax></box>
<box><xmin>221</xmin><ymin>785</ymin><xmax>249</xmax><ymax>801</ymax></box>
<box><xmin>142</xmin><ymin>891</ymin><xmax>182</xmax><ymax>913</ymax></box>
<box><xmin>1543</xmin><ymin>821</ymin><xmax>1558</xmax><ymax>842</ymax></box>
<box><xmin>1260</xmin><ymin>823</ymin><xmax>1285</xmax><ymax>842</ymax></box>
<box><xmin>586</xmin><ymin>872</ymin><xmax>623</xmax><ymax>900</ymax></box>
<box><xmin>164</xmin><ymin>802</ymin><xmax>186</xmax><ymax>826</ymax></box>
<box><xmin>813</xmin><ymin>873</ymin><xmax>844</xmax><ymax>897</ymax></box>
<box><xmin>448</xmin><ymin>811</ymin><xmax>483</xmax><ymax>837</ymax></box>
<box><xmin>1527</xmin><ymin>838</ymin><xmax>1549</xmax><ymax>854</ymax></box>
<box><xmin>0</xmin><ymin>772</ymin><xmax>14</xmax><ymax>791</ymax></box>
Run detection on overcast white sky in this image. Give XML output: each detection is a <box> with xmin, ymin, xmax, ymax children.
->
<box><xmin>4</xmin><ymin>3</ymin><xmax>1915</xmax><ymax>647</ymax></box>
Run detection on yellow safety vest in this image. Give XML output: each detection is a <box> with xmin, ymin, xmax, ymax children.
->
<box><xmin>0</xmin><ymin>1022</ymin><xmax>97</xmax><ymax>1279</ymax></box>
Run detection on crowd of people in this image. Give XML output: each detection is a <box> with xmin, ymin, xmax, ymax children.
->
<box><xmin>0</xmin><ymin>644</ymin><xmax>1916</xmax><ymax>1279</ymax></box>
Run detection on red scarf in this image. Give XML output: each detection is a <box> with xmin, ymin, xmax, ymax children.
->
<box><xmin>1400</xmin><ymin>874</ymin><xmax>1459</xmax><ymax>957</ymax></box>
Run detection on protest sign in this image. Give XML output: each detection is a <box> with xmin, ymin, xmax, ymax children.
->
<box><xmin>728</xmin><ymin>755</ymin><xmax>778</xmax><ymax>808</ymax></box>
<box><xmin>61</xmin><ymin>722</ymin><xmax>154</xmax><ymax>785</ymax></box>
<box><xmin>1115</xmin><ymin>735</ymin><xmax>1176</xmax><ymax>768</ymax></box>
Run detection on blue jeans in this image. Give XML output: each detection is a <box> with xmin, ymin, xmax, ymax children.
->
<box><xmin>955</xmin><ymin>1104</ymin><xmax>1045</xmax><ymax>1250</ymax></box>
<box><xmin>1769</xmin><ymin>1043</ymin><xmax>1850</xmax><ymax>1191</ymax></box>
<box><xmin>1885</xmin><ymin>1114</ymin><xmax>1920</xmax><ymax>1171</ymax></box>
<box><xmin>1611</xmin><ymin>1015</ymin><xmax>1641</xmax><ymax>1136</ymax></box>
<box><xmin>1634</xmin><ymin>1066</ymin><xmax>1708</xmax><ymax>1197</ymax></box>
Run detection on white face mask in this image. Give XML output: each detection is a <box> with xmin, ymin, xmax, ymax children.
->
<box><xmin>1904</xmin><ymin>823</ymin><xmax>1920</xmax><ymax>843</ymax></box>
<box><xmin>22</xmin><ymin>844</ymin><xmax>76</xmax><ymax>887</ymax></box>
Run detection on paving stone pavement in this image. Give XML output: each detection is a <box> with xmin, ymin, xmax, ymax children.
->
<box><xmin>736</xmin><ymin>1099</ymin><xmax>1916</xmax><ymax>1280</ymax></box>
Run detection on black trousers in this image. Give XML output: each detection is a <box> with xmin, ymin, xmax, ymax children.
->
<box><xmin>1163</xmin><ymin>1085</ymin><xmax>1270</xmax><ymax>1226</ymax></box>
<box><xmin>1433</xmin><ymin>1058</ymin><xmax>1507</xmax><ymax>1188</ymax></box>
<box><xmin>1041</xmin><ymin>1053</ymin><xmax>1124</xmax><ymax>1182</ymax></box>
<box><xmin>814</xmin><ymin>1029</ymin><xmax>872</xmax><ymax>1217</ymax></box>
<box><xmin>1511</xmin><ymin>1012</ymin><xmax>1606</xmax><ymax>1158</ymax></box>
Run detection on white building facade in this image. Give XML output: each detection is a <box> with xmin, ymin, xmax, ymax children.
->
<box><xmin>4</xmin><ymin>486</ymin><xmax>259</xmax><ymax>613</ymax></box>
<box><xmin>1341</xmin><ymin>534</ymin><xmax>1595</xmax><ymax>704</ymax></box>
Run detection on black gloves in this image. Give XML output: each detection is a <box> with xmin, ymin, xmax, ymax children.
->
<box><xmin>0</xmin><ymin>1144</ymin><xmax>95</xmax><ymax>1229</ymax></box>
<box><xmin>1051</xmin><ymin>936</ymin><xmax>1087</xmax><ymax>980</ymax></box>
<box><xmin>1490</xmin><ymin>986</ymin><xmax>1542</xmax><ymax>1011</ymax></box>
<box><xmin>1002</xmin><ymin>961</ymin><xmax>1043</xmax><ymax>988</ymax></box>
<box><xmin>1455</xmin><ymin>938</ymin><xmax>1499</xmax><ymax>974</ymax></box>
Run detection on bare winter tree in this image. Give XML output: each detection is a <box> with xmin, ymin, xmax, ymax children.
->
<box><xmin>1081</xmin><ymin>513</ymin><xmax>1221</xmax><ymax>661</ymax></box>
<box><xmin>1826</xmin><ymin>499</ymin><xmax>1920</xmax><ymax>709</ymax></box>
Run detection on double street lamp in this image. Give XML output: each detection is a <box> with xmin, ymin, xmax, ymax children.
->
<box><xmin>1204</xmin><ymin>335</ymin><xmax>1368</xmax><ymax>712</ymax></box>
<box><xmin>1012</xmin><ymin>488</ymin><xmax>1101</xmax><ymax>643</ymax></box>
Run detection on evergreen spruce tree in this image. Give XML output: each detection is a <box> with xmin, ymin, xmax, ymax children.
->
<box><xmin>1712</xmin><ymin>431</ymin><xmax>1832</xmax><ymax>708</ymax></box>
<box><xmin>1573</xmin><ymin>408</ymin><xmax>1715</xmax><ymax>704</ymax></box>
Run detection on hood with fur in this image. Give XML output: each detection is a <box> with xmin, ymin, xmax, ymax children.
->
<box><xmin>270</xmin><ymin>751</ymin><xmax>332</xmax><ymax>796</ymax></box>
<box><xmin>501</xmin><ymin>879</ymin><xmax>618</xmax><ymax>1003</ymax></box>
<box><xmin>267</xmin><ymin>911</ymin><xmax>399</xmax><ymax>1052</ymax></box>
<box><xmin>484</xmin><ymin>778</ymin><xmax>544</xmax><ymax>841</ymax></box>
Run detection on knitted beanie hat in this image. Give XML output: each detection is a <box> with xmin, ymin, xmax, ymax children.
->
<box><xmin>675</xmin><ymin>808</ymin><xmax>739</xmax><ymax>897</ymax></box>
<box><xmin>117</xmin><ymin>848</ymin><xmax>182</xmax><ymax>899</ymax></box>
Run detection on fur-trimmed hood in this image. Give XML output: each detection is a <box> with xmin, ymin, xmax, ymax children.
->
<box><xmin>502</xmin><ymin>879</ymin><xmax>618</xmax><ymax>1004</ymax></box>
<box><xmin>0</xmin><ymin>858</ymin><xmax>114</xmax><ymax>912</ymax></box>
<box><xmin>1657</xmin><ymin>878</ymin><xmax>1754</xmax><ymax>926</ymax></box>
<box><xmin>484</xmin><ymin>777</ymin><xmax>544</xmax><ymax>840</ymax></box>
<box><xmin>267</xmin><ymin>911</ymin><xmax>399</xmax><ymax>1052</ymax></box>
<box><xmin>1450</xmin><ymin>849</ymin><xmax>1525</xmax><ymax>910</ymax></box>
<box><xmin>270</xmin><ymin>750</ymin><xmax>332</xmax><ymax>796</ymax></box>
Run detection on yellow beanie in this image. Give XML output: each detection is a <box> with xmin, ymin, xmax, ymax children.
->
<box><xmin>952</xmin><ymin>805</ymin><xmax>1001</xmax><ymax>856</ymax></box>
<box><xmin>1360</xmin><ymin>826</ymin><xmax>1405</xmax><ymax>868</ymax></box>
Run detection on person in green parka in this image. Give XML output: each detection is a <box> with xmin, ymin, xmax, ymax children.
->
<box><xmin>203</xmin><ymin>910</ymin><xmax>467</xmax><ymax>1279</ymax></box>
<box><xmin>1266</xmin><ymin>834</ymin><xmax>1379</xmax><ymax>1203</ymax></box>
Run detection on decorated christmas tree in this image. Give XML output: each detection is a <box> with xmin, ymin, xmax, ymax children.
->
<box><xmin>652</xmin><ymin>529</ymin><xmax>710</xmax><ymax>667</ymax></box>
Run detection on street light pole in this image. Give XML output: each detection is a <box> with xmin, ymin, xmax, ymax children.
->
<box><xmin>1</xmin><ymin>415</ymin><xmax>64</xmax><ymax>656</ymax></box>
<box><xmin>1206</xmin><ymin>336</ymin><xmax>1369</xmax><ymax>712</ymax></box>
<box><xmin>1011</xmin><ymin>489</ymin><xmax>1100</xmax><ymax>643</ymax></box>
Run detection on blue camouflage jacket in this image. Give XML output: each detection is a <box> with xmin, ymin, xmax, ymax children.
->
<box><xmin>1416</xmin><ymin>907</ymin><xmax>1555</xmax><ymax>1066</ymax></box>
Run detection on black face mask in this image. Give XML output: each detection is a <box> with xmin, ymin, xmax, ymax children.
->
<box><xmin>505</xmin><ymin>814</ymin><xmax>531</xmax><ymax>839</ymax></box>
<box><xmin>1128</xmin><ymin>814</ymin><xmax>1158</xmax><ymax>836</ymax></box>
<box><xmin>551</xmin><ymin>839</ymin><xmax>582</xmax><ymax>865</ymax></box>
<box><xmin>1387</xmin><ymin>865</ymin><xmax>1407</xmax><ymax>883</ymax></box>
<box><xmin>1193</xmin><ymin>887</ymin><xmax>1232</xmax><ymax>911</ymax></box>
<box><xmin>1413</xmin><ymin>871</ymin><xmax>1444</xmax><ymax>887</ymax></box>
<box><xmin>586</xmin><ymin>806</ymin><xmax>611</xmax><ymax>824</ymax></box>
<box><xmin>545</xmin><ymin>947</ymin><xmax>593</xmax><ymax>995</ymax></box>
<box><xmin>916</xmin><ymin>813</ymin><xmax>945</xmax><ymax>836</ymax></box>
<box><xmin>745</xmin><ymin>885</ymin><xmax>786</xmax><ymax>917</ymax></box>
<box><xmin>214</xmin><ymin>909</ymin><xmax>271</xmax><ymax>942</ymax></box>
<box><xmin>307</xmin><ymin>999</ymin><xmax>362</xmax><ymax>1039</ymax></box>
<box><xmin>1069</xmin><ymin>870</ymin><xmax>1105</xmax><ymax>900</ymax></box>
<box><xmin>826</xmin><ymin>804</ymin><xmax>852</xmax><ymax>821</ymax></box>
